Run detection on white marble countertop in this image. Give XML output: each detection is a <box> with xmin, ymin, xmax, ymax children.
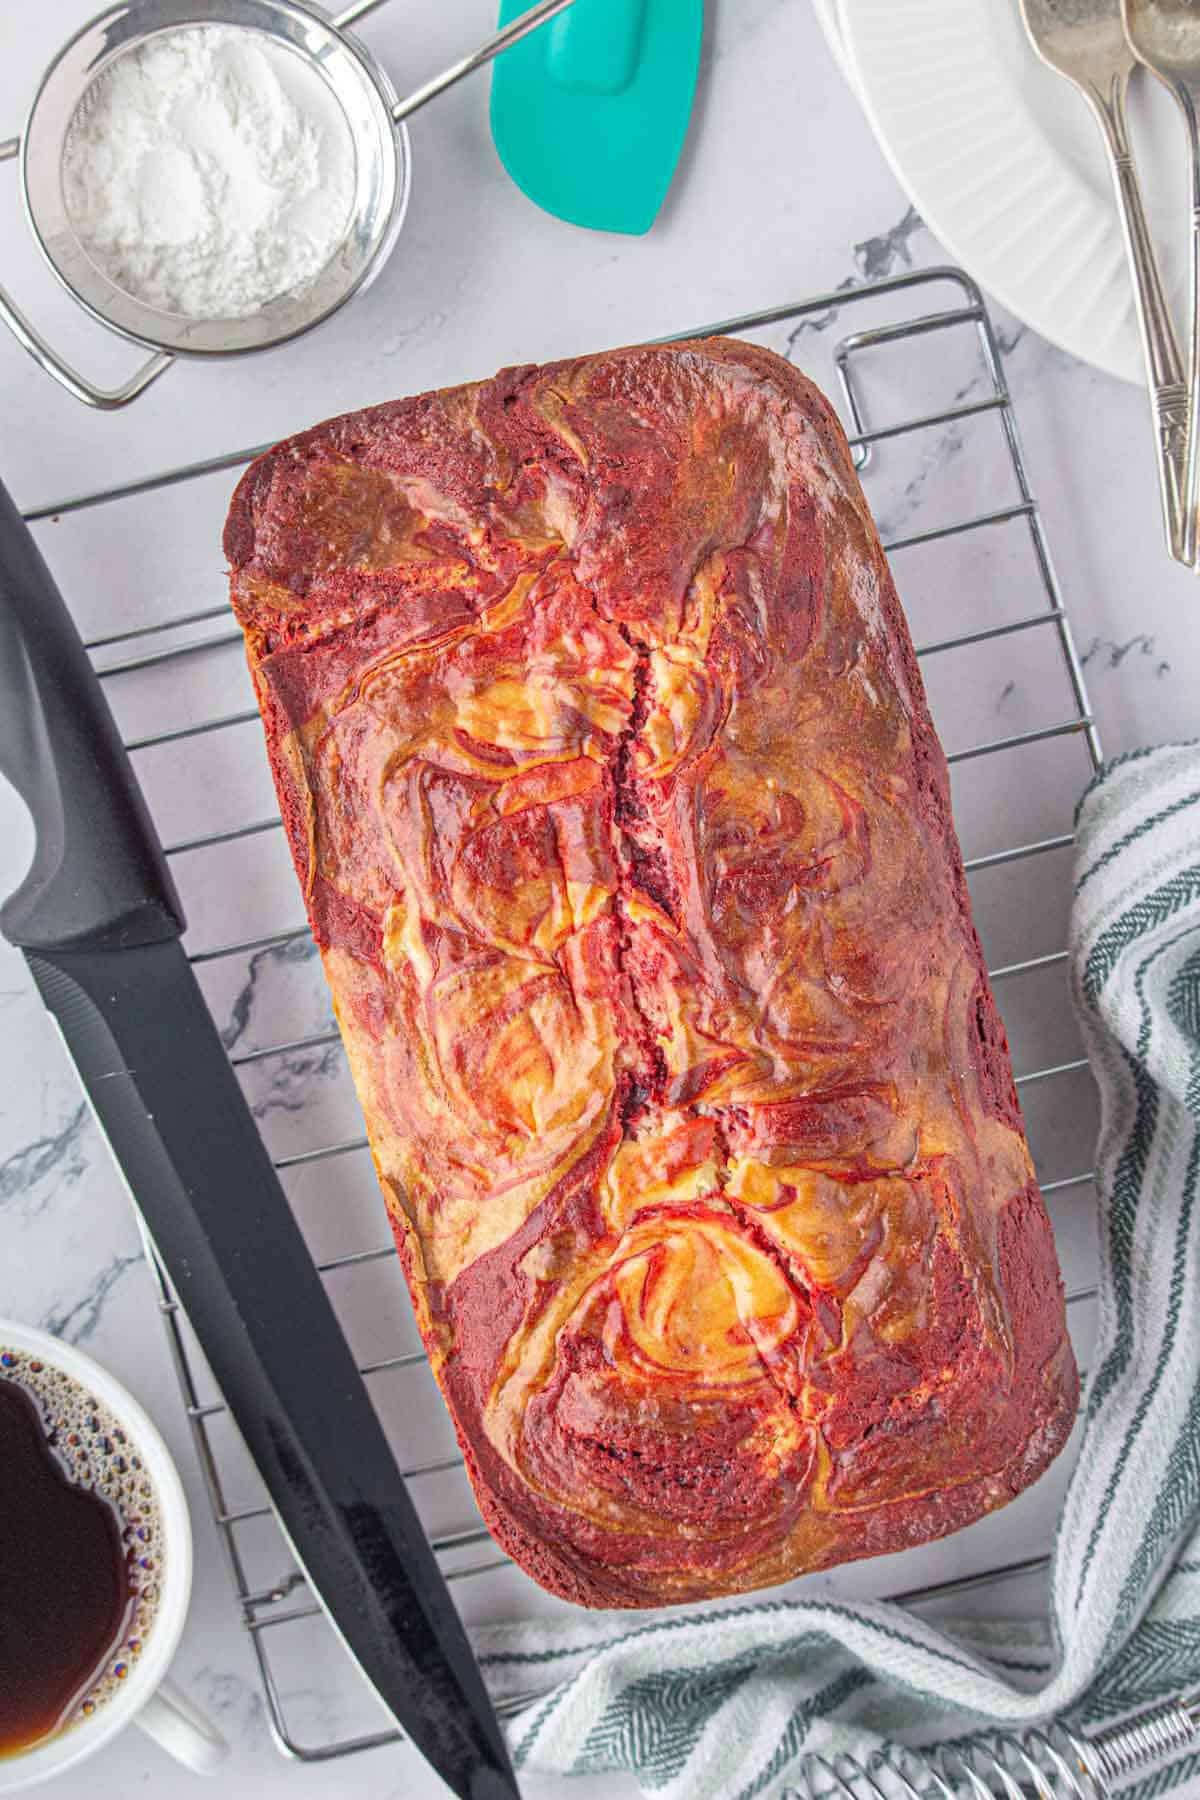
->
<box><xmin>1</xmin><ymin>3</ymin><xmax>1198</xmax><ymax>1797</ymax></box>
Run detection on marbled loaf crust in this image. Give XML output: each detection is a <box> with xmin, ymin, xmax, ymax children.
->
<box><xmin>224</xmin><ymin>338</ymin><xmax>1078</xmax><ymax>1608</ymax></box>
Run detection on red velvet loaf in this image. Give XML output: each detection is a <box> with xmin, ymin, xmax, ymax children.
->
<box><xmin>224</xmin><ymin>338</ymin><xmax>1078</xmax><ymax>1608</ymax></box>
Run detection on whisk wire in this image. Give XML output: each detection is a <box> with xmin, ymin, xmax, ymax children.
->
<box><xmin>1087</xmin><ymin>1694</ymin><xmax>1200</xmax><ymax>1784</ymax></box>
<box><xmin>942</xmin><ymin>1742</ymin><xmax>1019</xmax><ymax>1800</ymax></box>
<box><xmin>791</xmin><ymin>1694</ymin><xmax>1200</xmax><ymax>1800</ymax></box>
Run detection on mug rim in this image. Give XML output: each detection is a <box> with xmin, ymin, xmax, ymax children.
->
<box><xmin>0</xmin><ymin>1318</ymin><xmax>194</xmax><ymax>1791</ymax></box>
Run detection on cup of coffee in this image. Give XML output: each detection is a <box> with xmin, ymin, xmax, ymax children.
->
<box><xmin>0</xmin><ymin>1319</ymin><xmax>227</xmax><ymax>1789</ymax></box>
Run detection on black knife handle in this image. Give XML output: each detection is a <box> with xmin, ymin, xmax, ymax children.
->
<box><xmin>0</xmin><ymin>479</ymin><xmax>183</xmax><ymax>952</ymax></box>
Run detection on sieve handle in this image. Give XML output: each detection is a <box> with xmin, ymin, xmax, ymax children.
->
<box><xmin>384</xmin><ymin>0</ymin><xmax>577</xmax><ymax>125</ymax></box>
<box><xmin>0</xmin><ymin>136</ymin><xmax>174</xmax><ymax>410</ymax></box>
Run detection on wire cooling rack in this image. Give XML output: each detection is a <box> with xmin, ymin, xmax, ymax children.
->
<box><xmin>20</xmin><ymin>266</ymin><xmax>1104</xmax><ymax>1763</ymax></box>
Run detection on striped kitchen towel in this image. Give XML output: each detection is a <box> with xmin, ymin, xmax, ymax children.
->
<box><xmin>477</xmin><ymin>741</ymin><xmax>1200</xmax><ymax>1799</ymax></box>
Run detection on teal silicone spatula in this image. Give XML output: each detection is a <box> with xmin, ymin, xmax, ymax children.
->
<box><xmin>489</xmin><ymin>0</ymin><xmax>704</xmax><ymax>234</ymax></box>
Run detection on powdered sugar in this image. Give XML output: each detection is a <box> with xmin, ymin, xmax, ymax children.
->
<box><xmin>62</xmin><ymin>25</ymin><xmax>356</xmax><ymax>320</ymax></box>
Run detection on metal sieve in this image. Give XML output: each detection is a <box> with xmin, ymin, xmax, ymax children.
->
<box><xmin>0</xmin><ymin>0</ymin><xmax>573</xmax><ymax>408</ymax></box>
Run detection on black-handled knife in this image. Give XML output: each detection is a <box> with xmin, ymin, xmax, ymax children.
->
<box><xmin>0</xmin><ymin>479</ymin><xmax>518</xmax><ymax>1800</ymax></box>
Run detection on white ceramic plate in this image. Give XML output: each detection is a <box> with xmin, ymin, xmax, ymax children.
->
<box><xmin>811</xmin><ymin>0</ymin><xmax>858</xmax><ymax>90</ymax></box>
<box><xmin>829</xmin><ymin>0</ymin><xmax>1191</xmax><ymax>386</ymax></box>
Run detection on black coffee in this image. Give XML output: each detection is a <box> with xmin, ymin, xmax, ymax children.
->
<box><xmin>0</xmin><ymin>1363</ymin><xmax>149</xmax><ymax>1758</ymax></box>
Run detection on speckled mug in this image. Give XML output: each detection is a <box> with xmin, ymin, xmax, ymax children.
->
<box><xmin>0</xmin><ymin>1321</ymin><xmax>227</xmax><ymax>1788</ymax></box>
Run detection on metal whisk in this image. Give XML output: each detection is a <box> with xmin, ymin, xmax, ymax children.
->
<box><xmin>793</xmin><ymin>1687</ymin><xmax>1200</xmax><ymax>1799</ymax></box>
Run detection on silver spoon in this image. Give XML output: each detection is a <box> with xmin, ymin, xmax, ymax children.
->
<box><xmin>1122</xmin><ymin>0</ymin><xmax>1200</xmax><ymax>569</ymax></box>
<box><xmin>1019</xmin><ymin>0</ymin><xmax>1191</xmax><ymax>565</ymax></box>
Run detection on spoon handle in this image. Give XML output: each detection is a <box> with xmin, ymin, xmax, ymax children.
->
<box><xmin>1184</xmin><ymin>89</ymin><xmax>1200</xmax><ymax>568</ymax></box>
<box><xmin>1091</xmin><ymin>75</ymin><xmax>1191</xmax><ymax>562</ymax></box>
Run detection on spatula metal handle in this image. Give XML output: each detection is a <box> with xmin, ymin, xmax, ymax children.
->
<box><xmin>388</xmin><ymin>0</ymin><xmax>575</xmax><ymax>124</ymax></box>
